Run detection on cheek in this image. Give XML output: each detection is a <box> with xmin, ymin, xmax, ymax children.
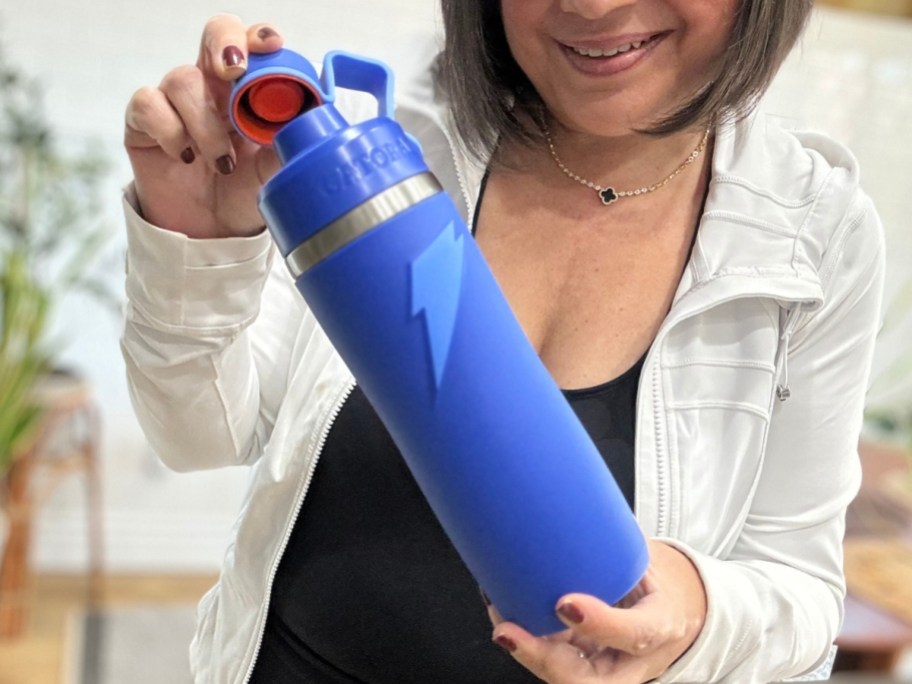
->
<box><xmin>500</xmin><ymin>6</ymin><xmax>533</xmax><ymax>67</ymax></box>
<box><xmin>681</xmin><ymin>0</ymin><xmax>739</xmax><ymax>23</ymax></box>
<box><xmin>678</xmin><ymin>3</ymin><xmax>738</xmax><ymax>77</ymax></box>
<box><xmin>694</xmin><ymin>0</ymin><xmax>738</xmax><ymax>50</ymax></box>
<box><xmin>499</xmin><ymin>0</ymin><xmax>552</xmax><ymax>78</ymax></box>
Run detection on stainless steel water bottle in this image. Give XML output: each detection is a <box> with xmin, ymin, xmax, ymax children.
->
<box><xmin>231</xmin><ymin>49</ymin><xmax>649</xmax><ymax>635</ymax></box>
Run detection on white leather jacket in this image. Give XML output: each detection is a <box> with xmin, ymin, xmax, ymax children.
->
<box><xmin>121</xmin><ymin>69</ymin><xmax>884</xmax><ymax>684</ymax></box>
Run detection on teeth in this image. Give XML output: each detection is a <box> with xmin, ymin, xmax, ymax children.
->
<box><xmin>572</xmin><ymin>39</ymin><xmax>646</xmax><ymax>58</ymax></box>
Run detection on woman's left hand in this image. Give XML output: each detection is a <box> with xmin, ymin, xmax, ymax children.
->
<box><xmin>490</xmin><ymin>540</ymin><xmax>707</xmax><ymax>684</ymax></box>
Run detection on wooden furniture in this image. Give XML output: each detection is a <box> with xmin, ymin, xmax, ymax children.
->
<box><xmin>835</xmin><ymin>441</ymin><xmax>912</xmax><ymax>673</ymax></box>
<box><xmin>0</xmin><ymin>371</ymin><xmax>104</xmax><ymax>639</ymax></box>
<box><xmin>818</xmin><ymin>0</ymin><xmax>912</xmax><ymax>16</ymax></box>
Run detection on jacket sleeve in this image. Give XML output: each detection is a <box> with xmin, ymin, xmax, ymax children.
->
<box><xmin>120</xmin><ymin>185</ymin><xmax>309</xmax><ymax>472</ymax></box>
<box><xmin>659</xmin><ymin>191</ymin><xmax>885</xmax><ymax>683</ymax></box>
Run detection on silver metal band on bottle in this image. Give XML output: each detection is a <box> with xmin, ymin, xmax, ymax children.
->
<box><xmin>285</xmin><ymin>172</ymin><xmax>442</xmax><ymax>277</ymax></box>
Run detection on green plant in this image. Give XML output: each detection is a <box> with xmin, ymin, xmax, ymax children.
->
<box><xmin>0</xmin><ymin>249</ymin><xmax>48</xmax><ymax>473</ymax></box>
<box><xmin>0</xmin><ymin>38</ymin><xmax>115</xmax><ymax>475</ymax></box>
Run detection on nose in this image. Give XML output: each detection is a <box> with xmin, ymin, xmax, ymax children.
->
<box><xmin>559</xmin><ymin>0</ymin><xmax>636</xmax><ymax>20</ymax></box>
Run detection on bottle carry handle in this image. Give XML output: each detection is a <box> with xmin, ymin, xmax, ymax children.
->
<box><xmin>230</xmin><ymin>48</ymin><xmax>397</xmax><ymax>146</ymax></box>
<box><xmin>321</xmin><ymin>50</ymin><xmax>396</xmax><ymax>121</ymax></box>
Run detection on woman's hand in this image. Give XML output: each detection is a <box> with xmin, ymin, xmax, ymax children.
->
<box><xmin>490</xmin><ymin>540</ymin><xmax>707</xmax><ymax>684</ymax></box>
<box><xmin>124</xmin><ymin>14</ymin><xmax>284</xmax><ymax>238</ymax></box>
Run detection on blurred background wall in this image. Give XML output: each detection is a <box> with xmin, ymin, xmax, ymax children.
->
<box><xmin>0</xmin><ymin>0</ymin><xmax>910</xmax><ymax>578</ymax></box>
<box><xmin>1</xmin><ymin>0</ymin><xmax>443</xmax><ymax>574</ymax></box>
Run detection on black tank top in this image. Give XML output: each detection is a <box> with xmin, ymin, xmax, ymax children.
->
<box><xmin>250</xmin><ymin>355</ymin><xmax>642</xmax><ymax>684</ymax></box>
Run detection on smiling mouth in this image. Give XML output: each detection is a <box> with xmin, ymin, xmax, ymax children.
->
<box><xmin>565</xmin><ymin>33</ymin><xmax>666</xmax><ymax>59</ymax></box>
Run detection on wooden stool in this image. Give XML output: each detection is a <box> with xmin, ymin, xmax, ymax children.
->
<box><xmin>836</xmin><ymin>441</ymin><xmax>912</xmax><ymax>675</ymax></box>
<box><xmin>0</xmin><ymin>370</ymin><xmax>104</xmax><ymax>639</ymax></box>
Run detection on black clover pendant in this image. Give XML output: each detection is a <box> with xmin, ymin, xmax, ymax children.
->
<box><xmin>598</xmin><ymin>187</ymin><xmax>618</xmax><ymax>205</ymax></box>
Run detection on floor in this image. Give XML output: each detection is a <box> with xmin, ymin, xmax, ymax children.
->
<box><xmin>1</xmin><ymin>573</ymin><xmax>911</xmax><ymax>683</ymax></box>
<box><xmin>0</xmin><ymin>573</ymin><xmax>216</xmax><ymax>684</ymax></box>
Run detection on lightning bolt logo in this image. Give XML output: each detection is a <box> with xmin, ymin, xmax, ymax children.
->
<box><xmin>411</xmin><ymin>221</ymin><xmax>465</xmax><ymax>392</ymax></box>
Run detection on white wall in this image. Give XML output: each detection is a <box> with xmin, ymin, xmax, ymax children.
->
<box><xmin>4</xmin><ymin>4</ymin><xmax>912</xmax><ymax>572</ymax></box>
<box><xmin>3</xmin><ymin>0</ymin><xmax>440</xmax><ymax>572</ymax></box>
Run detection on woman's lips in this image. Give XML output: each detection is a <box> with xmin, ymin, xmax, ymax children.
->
<box><xmin>559</xmin><ymin>32</ymin><xmax>668</xmax><ymax>77</ymax></box>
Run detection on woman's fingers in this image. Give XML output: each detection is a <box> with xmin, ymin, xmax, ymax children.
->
<box><xmin>132</xmin><ymin>16</ymin><xmax>286</xmax><ymax>165</ymax></box>
<box><xmin>555</xmin><ymin>542</ymin><xmax>705</xmax><ymax>658</ymax></box>
<box><xmin>195</xmin><ymin>16</ymin><xmax>285</xmax><ymax>80</ymax></box>
<box><xmin>124</xmin><ymin>85</ymin><xmax>190</xmax><ymax>159</ymax></box>
<box><xmin>493</xmin><ymin>622</ymin><xmax>595</xmax><ymax>684</ymax></box>
<box><xmin>157</xmin><ymin>66</ymin><xmax>236</xmax><ymax>174</ymax></box>
<box><xmin>556</xmin><ymin>593</ymin><xmax>675</xmax><ymax>657</ymax></box>
<box><xmin>125</xmin><ymin>65</ymin><xmax>237</xmax><ymax>175</ymax></box>
<box><xmin>488</xmin><ymin>542</ymin><xmax>705</xmax><ymax>682</ymax></box>
<box><xmin>492</xmin><ymin>617</ymin><xmax>657</xmax><ymax>684</ymax></box>
<box><xmin>197</xmin><ymin>14</ymin><xmax>252</xmax><ymax>81</ymax></box>
<box><xmin>247</xmin><ymin>22</ymin><xmax>284</xmax><ymax>53</ymax></box>
<box><xmin>123</xmin><ymin>15</ymin><xmax>283</xmax><ymax>237</ymax></box>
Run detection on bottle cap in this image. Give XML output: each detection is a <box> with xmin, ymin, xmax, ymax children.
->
<box><xmin>248</xmin><ymin>78</ymin><xmax>308</xmax><ymax>123</ymax></box>
<box><xmin>240</xmin><ymin>49</ymin><xmax>431</xmax><ymax>255</ymax></box>
<box><xmin>230</xmin><ymin>49</ymin><xmax>324</xmax><ymax>145</ymax></box>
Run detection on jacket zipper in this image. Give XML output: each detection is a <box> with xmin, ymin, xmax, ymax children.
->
<box><xmin>241</xmin><ymin>376</ymin><xmax>357</xmax><ymax>684</ymax></box>
<box><xmin>640</xmin><ymin>290</ymin><xmax>813</xmax><ymax>537</ymax></box>
<box><xmin>642</xmin><ymin>346</ymin><xmax>669</xmax><ymax>536</ymax></box>
<box><xmin>437</xmin><ymin>110</ymin><xmax>476</xmax><ymax>226</ymax></box>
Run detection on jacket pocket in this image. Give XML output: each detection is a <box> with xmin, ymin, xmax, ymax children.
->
<box><xmin>660</xmin><ymin>299</ymin><xmax>779</xmax><ymax>552</ymax></box>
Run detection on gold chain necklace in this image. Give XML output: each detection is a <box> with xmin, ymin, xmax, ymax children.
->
<box><xmin>544</xmin><ymin>126</ymin><xmax>710</xmax><ymax>206</ymax></box>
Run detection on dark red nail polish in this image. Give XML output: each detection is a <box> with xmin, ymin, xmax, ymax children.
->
<box><xmin>494</xmin><ymin>635</ymin><xmax>517</xmax><ymax>653</ymax></box>
<box><xmin>222</xmin><ymin>45</ymin><xmax>245</xmax><ymax>68</ymax></box>
<box><xmin>257</xmin><ymin>27</ymin><xmax>279</xmax><ymax>40</ymax></box>
<box><xmin>180</xmin><ymin>147</ymin><xmax>195</xmax><ymax>164</ymax></box>
<box><xmin>216</xmin><ymin>155</ymin><xmax>235</xmax><ymax>175</ymax></box>
<box><xmin>557</xmin><ymin>601</ymin><xmax>585</xmax><ymax>625</ymax></box>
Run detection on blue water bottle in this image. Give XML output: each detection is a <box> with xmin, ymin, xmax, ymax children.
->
<box><xmin>231</xmin><ymin>49</ymin><xmax>649</xmax><ymax>635</ymax></box>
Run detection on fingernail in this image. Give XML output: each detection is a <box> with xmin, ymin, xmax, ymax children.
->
<box><xmin>180</xmin><ymin>147</ymin><xmax>195</xmax><ymax>164</ymax></box>
<box><xmin>216</xmin><ymin>155</ymin><xmax>235</xmax><ymax>175</ymax></box>
<box><xmin>557</xmin><ymin>601</ymin><xmax>585</xmax><ymax>625</ymax></box>
<box><xmin>493</xmin><ymin>634</ymin><xmax>517</xmax><ymax>653</ymax></box>
<box><xmin>222</xmin><ymin>45</ymin><xmax>245</xmax><ymax>69</ymax></box>
<box><xmin>257</xmin><ymin>27</ymin><xmax>279</xmax><ymax>40</ymax></box>
<box><xmin>479</xmin><ymin>587</ymin><xmax>491</xmax><ymax>606</ymax></box>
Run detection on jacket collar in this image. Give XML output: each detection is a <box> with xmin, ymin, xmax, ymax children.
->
<box><xmin>404</xmin><ymin>69</ymin><xmax>849</xmax><ymax>313</ymax></box>
<box><xmin>675</xmin><ymin>111</ymin><xmax>863</xmax><ymax>313</ymax></box>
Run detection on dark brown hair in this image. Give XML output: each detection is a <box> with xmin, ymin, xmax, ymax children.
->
<box><xmin>438</xmin><ymin>1</ymin><xmax>813</xmax><ymax>160</ymax></box>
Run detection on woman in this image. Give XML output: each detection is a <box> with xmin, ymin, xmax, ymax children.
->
<box><xmin>121</xmin><ymin>1</ymin><xmax>884</xmax><ymax>682</ymax></box>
